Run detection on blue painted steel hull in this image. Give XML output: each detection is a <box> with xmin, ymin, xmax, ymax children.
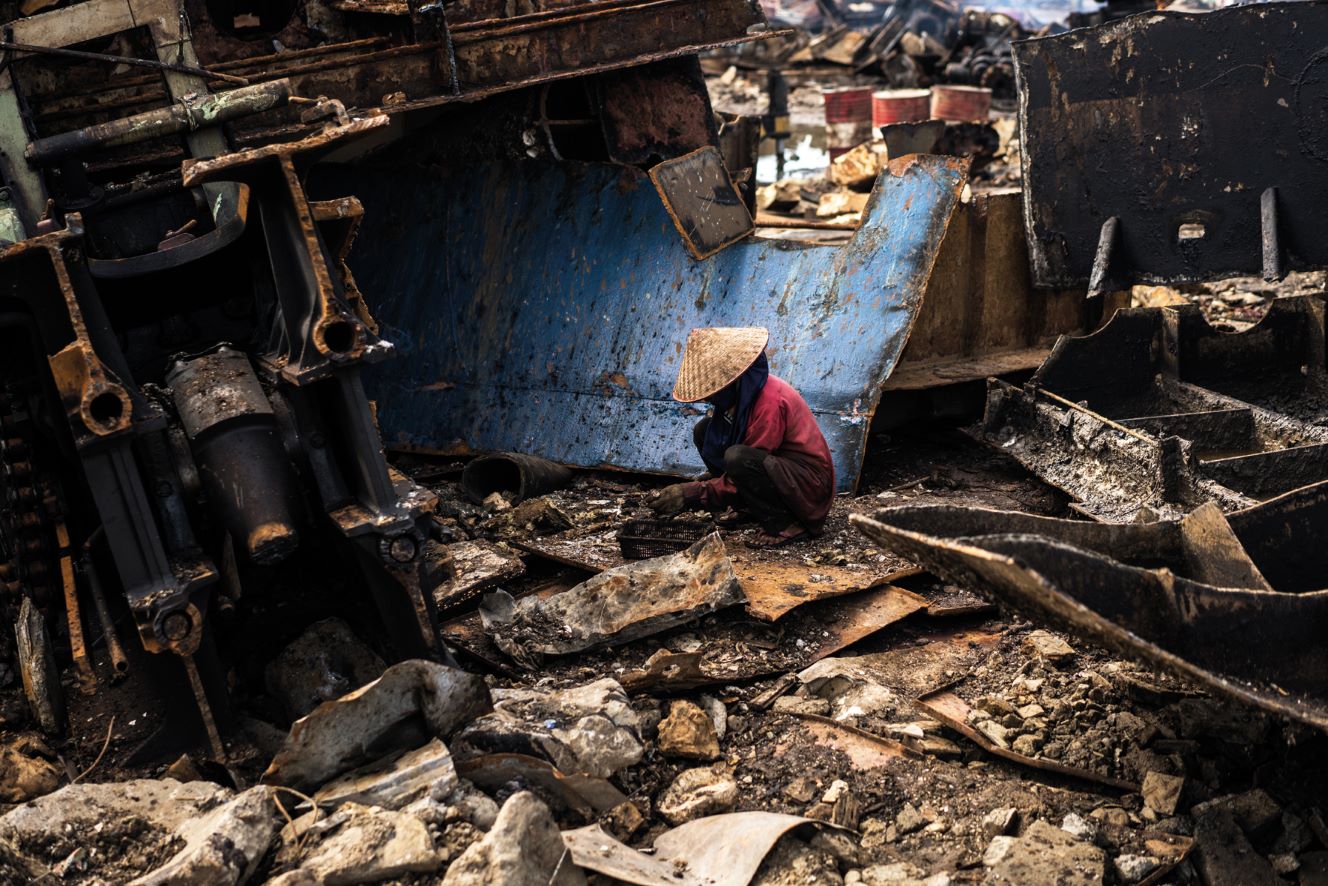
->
<box><xmin>338</xmin><ymin>154</ymin><xmax>966</xmax><ymax>491</ymax></box>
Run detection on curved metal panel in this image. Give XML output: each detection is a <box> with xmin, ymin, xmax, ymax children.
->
<box><xmin>337</xmin><ymin>154</ymin><xmax>967</xmax><ymax>491</ymax></box>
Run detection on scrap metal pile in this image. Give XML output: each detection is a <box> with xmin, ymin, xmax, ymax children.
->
<box><xmin>5</xmin><ymin>0</ymin><xmax>1328</xmax><ymax>885</ymax></box>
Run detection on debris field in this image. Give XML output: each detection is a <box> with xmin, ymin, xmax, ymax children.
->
<box><xmin>3</xmin><ymin>0</ymin><xmax>1328</xmax><ymax>884</ymax></box>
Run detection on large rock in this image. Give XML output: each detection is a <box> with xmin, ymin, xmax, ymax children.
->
<box><xmin>984</xmin><ymin>820</ymin><xmax>1105</xmax><ymax>885</ymax></box>
<box><xmin>265</xmin><ymin>618</ymin><xmax>387</xmax><ymax>722</ymax></box>
<box><xmin>1191</xmin><ymin>806</ymin><xmax>1282</xmax><ymax>886</ymax></box>
<box><xmin>131</xmin><ymin>786</ymin><xmax>278</xmax><ymax>885</ymax></box>
<box><xmin>657</xmin><ymin>767</ymin><xmax>738</xmax><ymax>825</ymax></box>
<box><xmin>454</xmin><ymin>679</ymin><xmax>642</xmax><ymax>778</ymax></box>
<box><xmin>264</xmin><ymin>660</ymin><xmax>490</xmax><ymax>791</ymax></box>
<box><xmin>0</xmin><ymin>780</ymin><xmax>233</xmax><ymax>882</ymax></box>
<box><xmin>443</xmin><ymin>791</ymin><xmax>586</xmax><ymax>886</ymax></box>
<box><xmin>657</xmin><ymin>700</ymin><xmax>721</xmax><ymax>761</ymax></box>
<box><xmin>1141</xmin><ymin>771</ymin><xmax>1184</xmax><ymax>816</ymax></box>
<box><xmin>297</xmin><ymin>802</ymin><xmax>443</xmax><ymax>885</ymax></box>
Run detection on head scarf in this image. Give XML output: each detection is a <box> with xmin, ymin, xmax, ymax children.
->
<box><xmin>700</xmin><ymin>351</ymin><xmax>769</xmax><ymax>474</ymax></box>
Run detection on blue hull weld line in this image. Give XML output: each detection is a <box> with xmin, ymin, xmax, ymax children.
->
<box><xmin>337</xmin><ymin>155</ymin><xmax>967</xmax><ymax>492</ymax></box>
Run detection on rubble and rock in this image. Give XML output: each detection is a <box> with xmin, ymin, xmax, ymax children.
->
<box><xmin>442</xmin><ymin>792</ymin><xmax>583</xmax><ymax>886</ymax></box>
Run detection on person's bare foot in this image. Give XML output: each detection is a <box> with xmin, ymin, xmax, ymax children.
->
<box><xmin>749</xmin><ymin>523</ymin><xmax>808</xmax><ymax>547</ymax></box>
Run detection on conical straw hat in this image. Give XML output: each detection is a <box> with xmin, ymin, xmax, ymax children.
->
<box><xmin>672</xmin><ymin>327</ymin><xmax>769</xmax><ymax>402</ymax></box>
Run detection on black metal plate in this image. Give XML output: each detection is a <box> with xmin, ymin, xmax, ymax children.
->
<box><xmin>1014</xmin><ymin>2</ymin><xmax>1328</xmax><ymax>288</ymax></box>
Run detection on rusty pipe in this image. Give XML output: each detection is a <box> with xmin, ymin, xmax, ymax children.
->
<box><xmin>80</xmin><ymin>528</ymin><xmax>129</xmax><ymax>677</ymax></box>
<box><xmin>25</xmin><ymin>80</ymin><xmax>292</xmax><ymax>167</ymax></box>
<box><xmin>57</xmin><ymin>521</ymin><xmax>96</xmax><ymax>692</ymax></box>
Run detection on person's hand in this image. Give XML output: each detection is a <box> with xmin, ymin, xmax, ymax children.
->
<box><xmin>645</xmin><ymin>484</ymin><xmax>689</xmax><ymax>517</ymax></box>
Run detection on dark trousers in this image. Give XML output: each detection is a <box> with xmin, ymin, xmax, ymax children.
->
<box><xmin>694</xmin><ymin>418</ymin><xmax>796</xmax><ymax>531</ymax></box>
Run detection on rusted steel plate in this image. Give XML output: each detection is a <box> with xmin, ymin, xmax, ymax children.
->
<box><xmin>1015</xmin><ymin>2</ymin><xmax>1328</xmax><ymax>288</ymax></box>
<box><xmin>650</xmin><ymin>146</ymin><xmax>753</xmax><ymax>259</ymax></box>
<box><xmin>512</xmin><ymin>527</ymin><xmax>920</xmax><ymax>620</ymax></box>
<box><xmin>341</xmin><ymin>154</ymin><xmax>968</xmax><ymax>491</ymax></box>
<box><xmin>853</xmin><ymin>486</ymin><xmax>1328</xmax><ymax>732</ymax></box>
<box><xmin>26</xmin><ymin>0</ymin><xmax>773</xmax><ymax>152</ymax></box>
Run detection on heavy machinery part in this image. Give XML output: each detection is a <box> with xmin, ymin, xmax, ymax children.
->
<box><xmin>26</xmin><ymin>80</ymin><xmax>292</xmax><ymax>166</ymax></box>
<box><xmin>1014</xmin><ymin>1</ymin><xmax>1328</xmax><ymax>290</ymax></box>
<box><xmin>167</xmin><ymin>347</ymin><xmax>301</xmax><ymax>565</ymax></box>
<box><xmin>975</xmin><ymin>296</ymin><xmax>1328</xmax><ymax>521</ymax></box>
<box><xmin>852</xmin><ymin>481</ymin><xmax>1328</xmax><ymax>731</ymax></box>
<box><xmin>461</xmin><ymin>453</ymin><xmax>573</xmax><ymax>505</ymax></box>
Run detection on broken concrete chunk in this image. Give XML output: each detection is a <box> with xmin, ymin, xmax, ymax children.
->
<box><xmin>974</xmin><ymin>719</ymin><xmax>1010</xmax><ymax>749</ymax></box>
<box><xmin>297</xmin><ymin>802</ymin><xmax>443</xmax><ymax>885</ymax></box>
<box><xmin>757</xmin><ymin>180</ymin><xmax>801</xmax><ymax>212</ymax></box>
<box><xmin>982</xmin><ymin>808</ymin><xmax>1018</xmax><ymax>839</ymax></box>
<box><xmin>0</xmin><ymin>735</ymin><xmax>60</xmax><ymax>803</ymax></box>
<box><xmin>1141</xmin><ymin>771</ymin><xmax>1185</xmax><ymax>816</ymax></box>
<box><xmin>454</xmin><ymin>678</ymin><xmax>642</xmax><ymax>778</ymax></box>
<box><xmin>1191</xmin><ymin>805</ymin><xmax>1283</xmax><ymax>886</ymax></box>
<box><xmin>265</xmin><ymin>618</ymin><xmax>387</xmax><ymax>723</ymax></box>
<box><xmin>1112</xmin><ymin>854</ymin><xmax>1160</xmax><ymax>883</ymax></box>
<box><xmin>829</xmin><ymin>140</ymin><xmax>886</xmax><ymax>189</ymax></box>
<box><xmin>485</xmin><ymin>533</ymin><xmax>743</xmax><ymax>663</ymax></box>
<box><xmin>313</xmin><ymin>738</ymin><xmax>456</xmax><ymax>810</ymax></box>
<box><xmin>1060</xmin><ymin>812</ymin><xmax>1097</xmax><ymax>842</ymax></box>
<box><xmin>816</xmin><ymin>190</ymin><xmax>869</xmax><ymax>219</ymax></box>
<box><xmin>0</xmin><ymin>780</ymin><xmax>234</xmax><ymax>882</ymax></box>
<box><xmin>564</xmin><ymin>812</ymin><xmax>821</xmax><ymax>886</ymax></box>
<box><xmin>130</xmin><ymin>786</ymin><xmax>277</xmax><ymax>886</ymax></box>
<box><xmin>657</xmin><ymin>700</ymin><xmax>722</xmax><ymax>761</ymax></box>
<box><xmin>985</xmin><ymin>820</ymin><xmax>1105</xmax><ymax>885</ymax></box>
<box><xmin>751</xmin><ymin>835</ymin><xmax>841</xmax><ymax>885</ymax></box>
<box><xmin>657</xmin><ymin>767</ymin><xmax>739</xmax><ymax>825</ymax></box>
<box><xmin>896</xmin><ymin>803</ymin><xmax>927</xmax><ymax>835</ymax></box>
<box><xmin>698</xmin><ymin>694</ymin><xmax>727</xmax><ymax>739</ymax></box>
<box><xmin>1191</xmin><ymin>788</ymin><xmax>1282</xmax><ymax>839</ymax></box>
<box><xmin>1021</xmin><ymin>630</ymin><xmax>1075</xmax><ymax>663</ymax></box>
<box><xmin>264</xmin><ymin>660</ymin><xmax>490</xmax><ymax>792</ymax></box>
<box><xmin>982</xmin><ymin>836</ymin><xmax>1018</xmax><ymax>867</ymax></box>
<box><xmin>442</xmin><ymin>792</ymin><xmax>586</xmax><ymax>886</ymax></box>
<box><xmin>807</xmin><ymin>779</ymin><xmax>859</xmax><ymax>830</ymax></box>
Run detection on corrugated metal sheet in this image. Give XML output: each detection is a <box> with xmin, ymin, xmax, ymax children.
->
<box><xmin>335</xmin><ymin>154</ymin><xmax>967</xmax><ymax>491</ymax></box>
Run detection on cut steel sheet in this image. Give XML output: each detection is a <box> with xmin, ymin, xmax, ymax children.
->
<box><xmin>852</xmin><ymin>483</ymin><xmax>1328</xmax><ymax>731</ymax></box>
<box><xmin>1014</xmin><ymin>1</ymin><xmax>1328</xmax><ymax>289</ymax></box>
<box><xmin>339</xmin><ymin>154</ymin><xmax>969</xmax><ymax>491</ymax></box>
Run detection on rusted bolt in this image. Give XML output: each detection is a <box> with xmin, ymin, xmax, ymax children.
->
<box><xmin>387</xmin><ymin>535</ymin><xmax>418</xmax><ymax>563</ymax></box>
<box><xmin>161</xmin><ymin>611</ymin><xmax>192</xmax><ymax>642</ymax></box>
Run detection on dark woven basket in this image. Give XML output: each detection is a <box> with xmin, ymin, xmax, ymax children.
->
<box><xmin>617</xmin><ymin>519</ymin><xmax>714</xmax><ymax>560</ymax></box>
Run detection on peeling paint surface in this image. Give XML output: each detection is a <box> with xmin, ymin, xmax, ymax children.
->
<box><xmin>336</xmin><ymin>154</ymin><xmax>967</xmax><ymax>491</ymax></box>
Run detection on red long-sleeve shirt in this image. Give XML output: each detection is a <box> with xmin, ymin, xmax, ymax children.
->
<box><xmin>683</xmin><ymin>375</ymin><xmax>836</xmax><ymax>531</ymax></box>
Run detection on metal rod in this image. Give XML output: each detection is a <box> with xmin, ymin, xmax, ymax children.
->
<box><xmin>80</xmin><ymin>527</ymin><xmax>128</xmax><ymax>677</ymax></box>
<box><xmin>26</xmin><ymin>79</ymin><xmax>292</xmax><ymax>165</ymax></box>
<box><xmin>1261</xmin><ymin>187</ymin><xmax>1282</xmax><ymax>283</ymax></box>
<box><xmin>0</xmin><ymin>40</ymin><xmax>249</xmax><ymax>85</ymax></box>
<box><xmin>182</xmin><ymin>654</ymin><xmax>226</xmax><ymax>762</ymax></box>
<box><xmin>1036</xmin><ymin>387</ymin><xmax>1156</xmax><ymax>445</ymax></box>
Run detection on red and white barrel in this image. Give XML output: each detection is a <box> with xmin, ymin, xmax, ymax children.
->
<box><xmin>823</xmin><ymin>86</ymin><xmax>873</xmax><ymax>160</ymax></box>
<box><xmin>929</xmin><ymin>85</ymin><xmax>992</xmax><ymax>122</ymax></box>
<box><xmin>872</xmin><ymin>89</ymin><xmax>932</xmax><ymax>127</ymax></box>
